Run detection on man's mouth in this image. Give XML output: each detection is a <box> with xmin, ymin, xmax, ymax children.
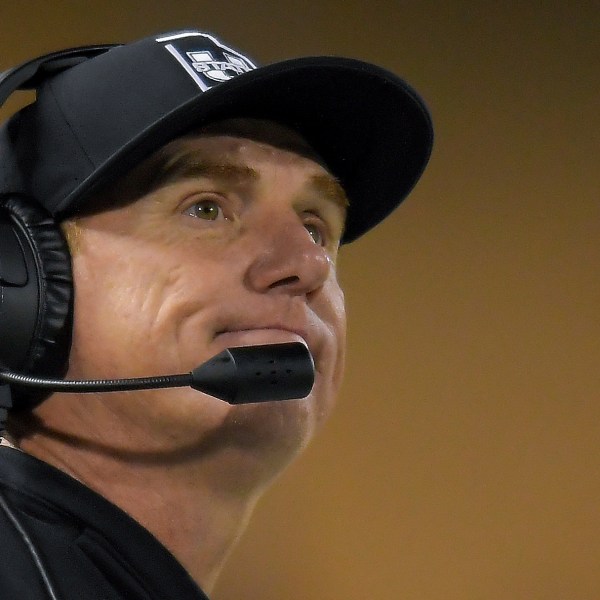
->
<box><xmin>214</xmin><ymin>327</ymin><xmax>308</xmax><ymax>349</ymax></box>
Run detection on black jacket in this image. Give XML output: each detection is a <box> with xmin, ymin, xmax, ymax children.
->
<box><xmin>0</xmin><ymin>446</ymin><xmax>209</xmax><ymax>599</ymax></box>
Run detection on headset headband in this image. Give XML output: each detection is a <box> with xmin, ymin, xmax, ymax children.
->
<box><xmin>0</xmin><ymin>45</ymin><xmax>117</xmax><ymax>107</ymax></box>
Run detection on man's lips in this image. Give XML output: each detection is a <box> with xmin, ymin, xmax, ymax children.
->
<box><xmin>214</xmin><ymin>328</ymin><xmax>309</xmax><ymax>349</ymax></box>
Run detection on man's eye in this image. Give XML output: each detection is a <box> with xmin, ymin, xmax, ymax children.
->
<box><xmin>304</xmin><ymin>223</ymin><xmax>325</xmax><ymax>246</ymax></box>
<box><xmin>185</xmin><ymin>199</ymin><xmax>224</xmax><ymax>221</ymax></box>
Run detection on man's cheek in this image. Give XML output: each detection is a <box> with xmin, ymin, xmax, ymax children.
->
<box><xmin>323</xmin><ymin>280</ymin><xmax>346</xmax><ymax>335</ymax></box>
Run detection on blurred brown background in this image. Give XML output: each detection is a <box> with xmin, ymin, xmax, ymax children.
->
<box><xmin>1</xmin><ymin>2</ymin><xmax>598</xmax><ymax>598</ymax></box>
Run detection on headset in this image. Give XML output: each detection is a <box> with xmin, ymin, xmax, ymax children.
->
<box><xmin>0</xmin><ymin>45</ymin><xmax>116</xmax><ymax>411</ymax></box>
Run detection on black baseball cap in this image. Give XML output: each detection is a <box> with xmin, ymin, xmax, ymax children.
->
<box><xmin>0</xmin><ymin>29</ymin><xmax>433</xmax><ymax>243</ymax></box>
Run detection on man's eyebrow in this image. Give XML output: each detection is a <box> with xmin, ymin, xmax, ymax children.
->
<box><xmin>309</xmin><ymin>174</ymin><xmax>349</xmax><ymax>209</ymax></box>
<box><xmin>147</xmin><ymin>151</ymin><xmax>348</xmax><ymax>208</ymax></box>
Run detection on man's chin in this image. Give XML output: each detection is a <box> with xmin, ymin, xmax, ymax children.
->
<box><xmin>223</xmin><ymin>398</ymin><xmax>319</xmax><ymax>472</ymax></box>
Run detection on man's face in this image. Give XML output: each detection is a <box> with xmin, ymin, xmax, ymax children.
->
<box><xmin>61</xmin><ymin>129</ymin><xmax>347</xmax><ymax>471</ymax></box>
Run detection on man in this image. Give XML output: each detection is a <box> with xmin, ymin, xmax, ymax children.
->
<box><xmin>0</xmin><ymin>30</ymin><xmax>432</xmax><ymax>598</ymax></box>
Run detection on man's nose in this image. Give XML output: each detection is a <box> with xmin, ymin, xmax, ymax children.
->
<box><xmin>244</xmin><ymin>216</ymin><xmax>332</xmax><ymax>295</ymax></box>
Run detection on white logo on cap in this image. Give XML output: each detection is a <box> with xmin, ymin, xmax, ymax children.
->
<box><xmin>157</xmin><ymin>32</ymin><xmax>256</xmax><ymax>92</ymax></box>
<box><xmin>186</xmin><ymin>51</ymin><xmax>252</xmax><ymax>82</ymax></box>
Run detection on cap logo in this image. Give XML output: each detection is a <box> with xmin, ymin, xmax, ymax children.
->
<box><xmin>186</xmin><ymin>50</ymin><xmax>252</xmax><ymax>82</ymax></box>
<box><xmin>156</xmin><ymin>31</ymin><xmax>256</xmax><ymax>92</ymax></box>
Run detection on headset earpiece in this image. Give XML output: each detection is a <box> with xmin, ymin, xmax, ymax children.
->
<box><xmin>0</xmin><ymin>194</ymin><xmax>73</xmax><ymax>409</ymax></box>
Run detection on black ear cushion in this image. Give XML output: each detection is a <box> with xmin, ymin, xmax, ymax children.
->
<box><xmin>0</xmin><ymin>195</ymin><xmax>73</xmax><ymax>409</ymax></box>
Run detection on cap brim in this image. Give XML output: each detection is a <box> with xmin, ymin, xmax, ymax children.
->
<box><xmin>59</xmin><ymin>56</ymin><xmax>433</xmax><ymax>243</ymax></box>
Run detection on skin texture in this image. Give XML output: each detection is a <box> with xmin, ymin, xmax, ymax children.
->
<box><xmin>13</xmin><ymin>129</ymin><xmax>347</xmax><ymax>592</ymax></box>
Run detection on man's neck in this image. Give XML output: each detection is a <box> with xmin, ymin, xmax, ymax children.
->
<box><xmin>7</xmin><ymin>393</ymin><xmax>281</xmax><ymax>594</ymax></box>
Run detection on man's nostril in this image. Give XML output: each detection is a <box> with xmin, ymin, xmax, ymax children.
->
<box><xmin>269</xmin><ymin>276</ymin><xmax>300</xmax><ymax>289</ymax></box>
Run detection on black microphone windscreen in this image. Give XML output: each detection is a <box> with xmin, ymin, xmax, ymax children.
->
<box><xmin>190</xmin><ymin>342</ymin><xmax>314</xmax><ymax>404</ymax></box>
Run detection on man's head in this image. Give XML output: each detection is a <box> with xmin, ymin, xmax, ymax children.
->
<box><xmin>0</xmin><ymin>28</ymin><xmax>432</xmax><ymax>428</ymax></box>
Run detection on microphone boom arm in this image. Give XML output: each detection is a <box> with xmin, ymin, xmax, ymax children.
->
<box><xmin>0</xmin><ymin>342</ymin><xmax>315</xmax><ymax>405</ymax></box>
